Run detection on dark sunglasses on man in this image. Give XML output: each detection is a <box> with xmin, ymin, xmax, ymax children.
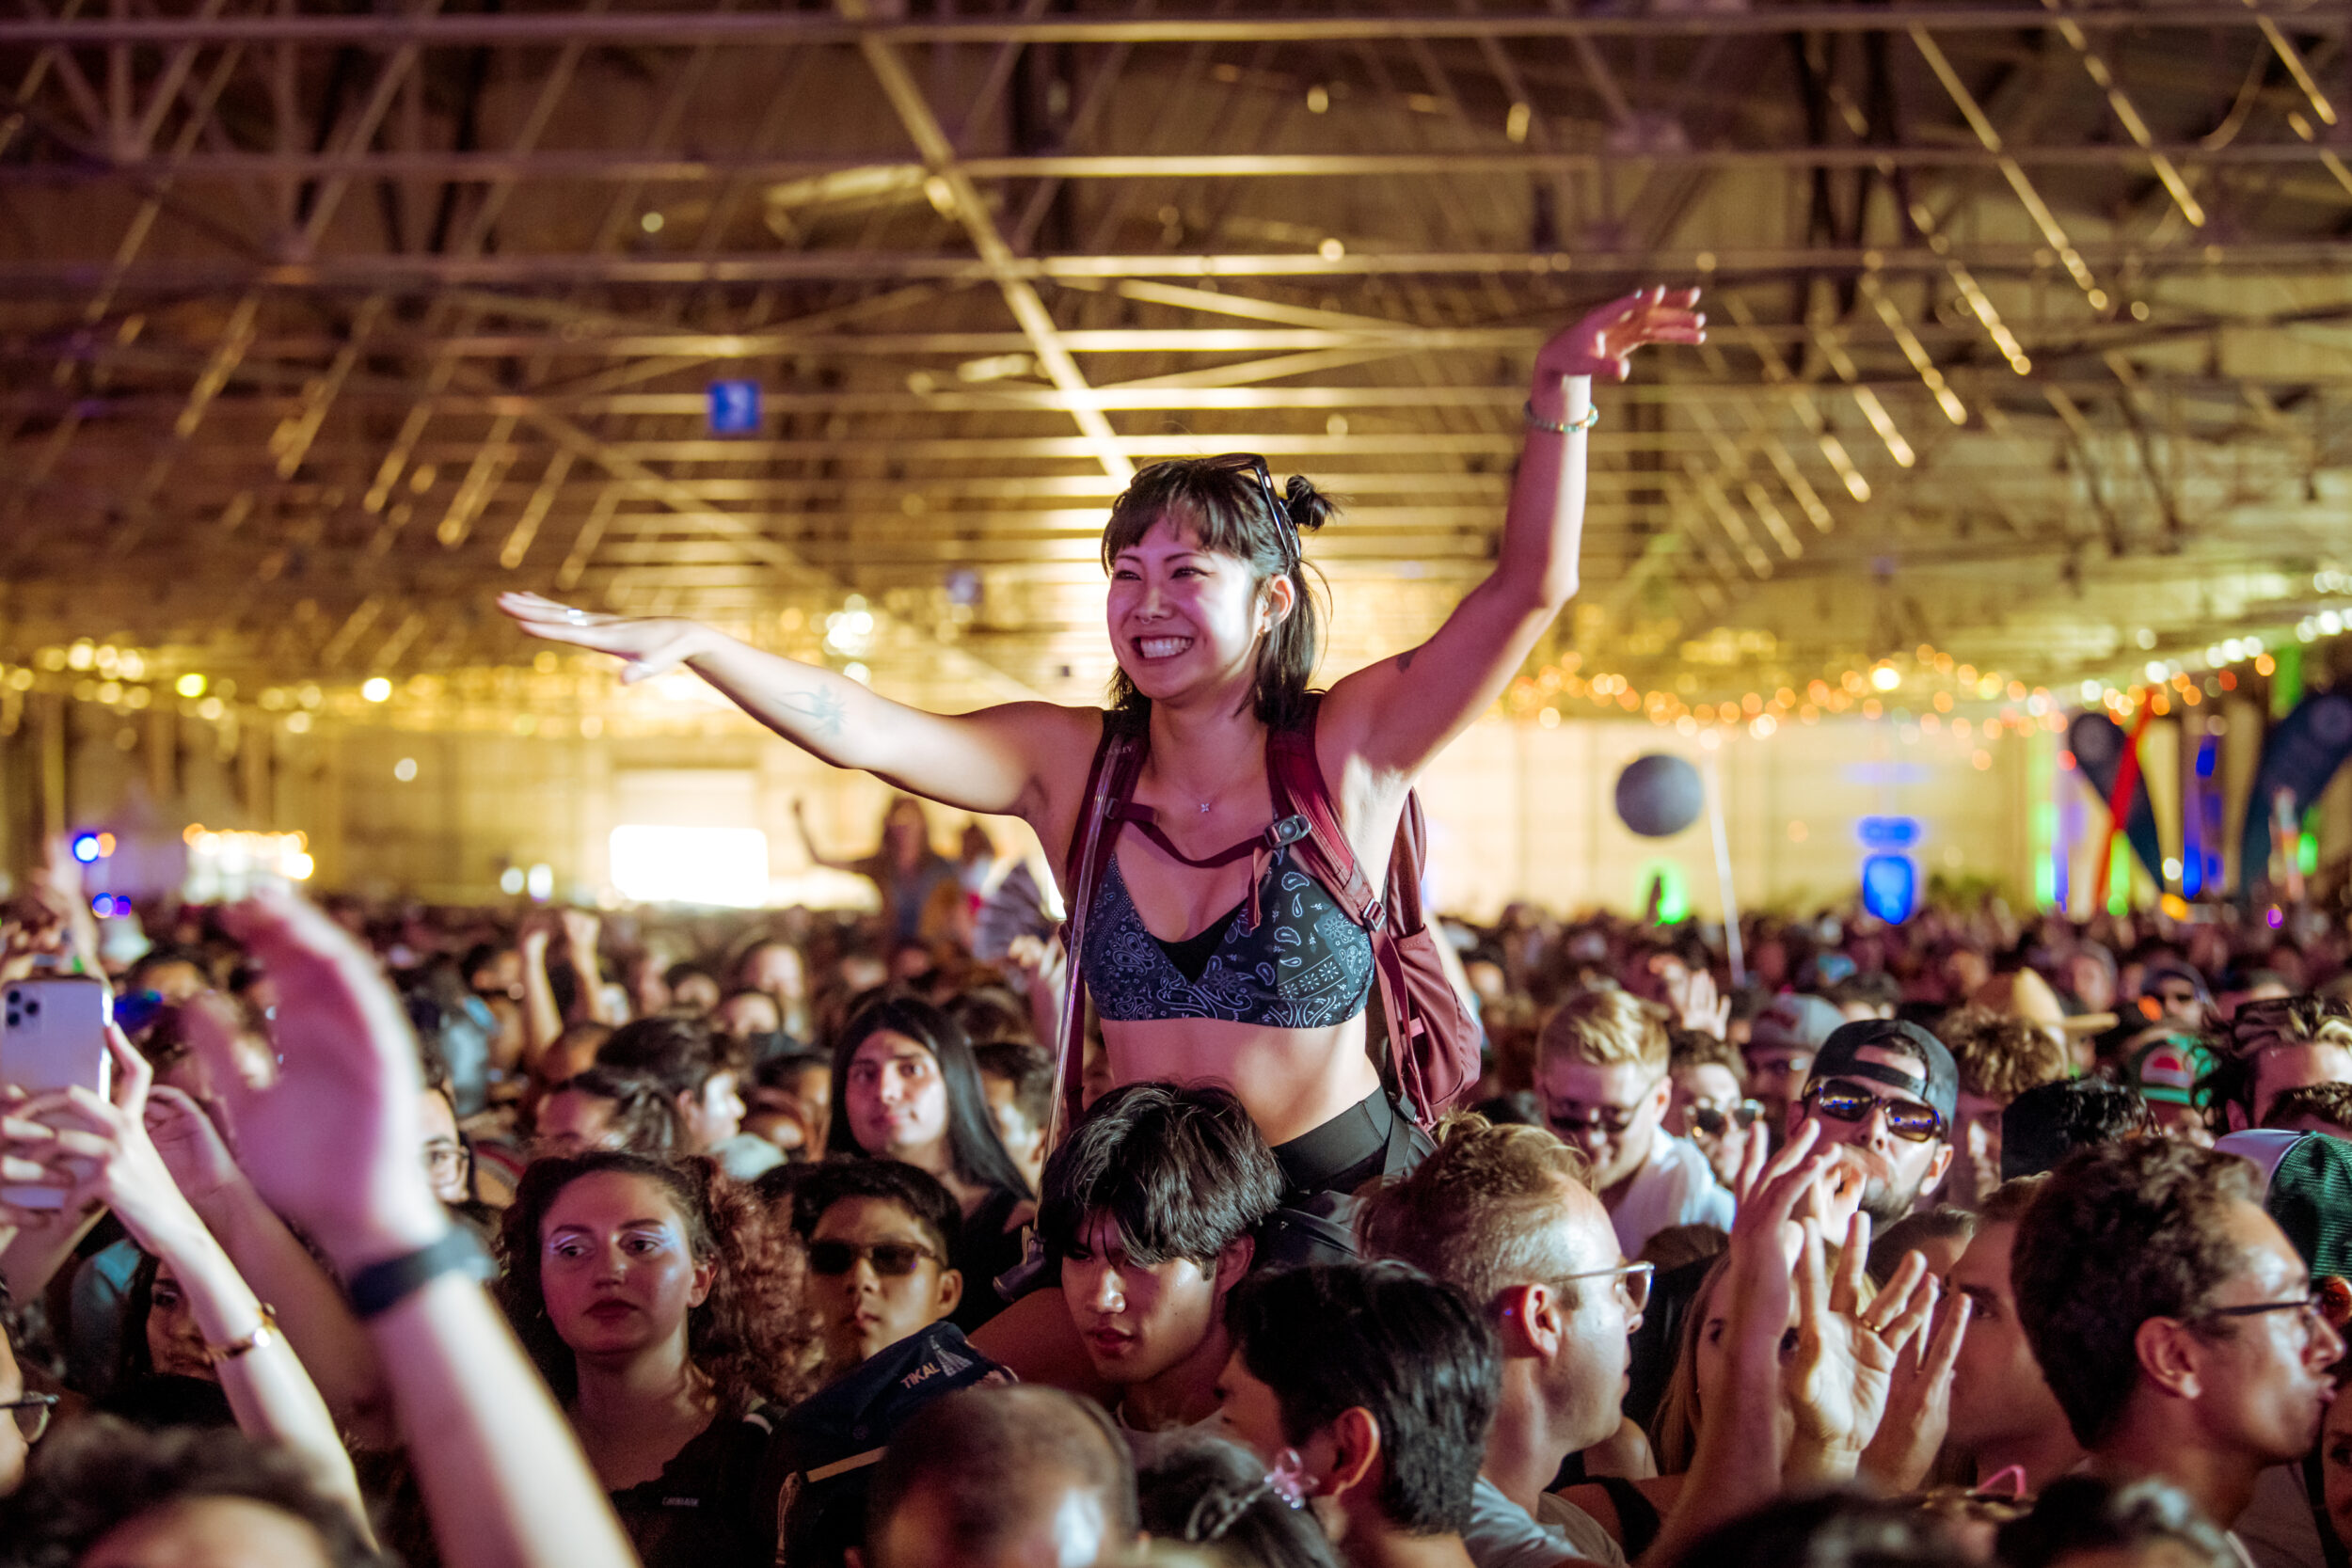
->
<box><xmin>1803</xmin><ymin>1079</ymin><xmax>1945</xmax><ymax>1143</ymax></box>
<box><xmin>1688</xmin><ymin>1099</ymin><xmax>1766</xmax><ymax>1138</ymax></box>
<box><xmin>806</xmin><ymin>1239</ymin><xmax>941</xmax><ymax>1278</ymax></box>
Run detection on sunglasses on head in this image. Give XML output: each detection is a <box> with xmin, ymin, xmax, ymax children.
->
<box><xmin>1804</xmin><ymin>1080</ymin><xmax>1944</xmax><ymax>1143</ymax></box>
<box><xmin>806</xmin><ymin>1240</ymin><xmax>939</xmax><ymax>1278</ymax></box>
<box><xmin>1689</xmin><ymin>1100</ymin><xmax>1766</xmax><ymax>1138</ymax></box>
<box><xmin>1206</xmin><ymin>451</ymin><xmax>1290</xmax><ymax>536</ymax></box>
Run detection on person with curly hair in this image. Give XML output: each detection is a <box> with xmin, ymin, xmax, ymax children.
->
<box><xmin>497</xmin><ymin>1151</ymin><xmax>813</xmax><ymax>1568</ymax></box>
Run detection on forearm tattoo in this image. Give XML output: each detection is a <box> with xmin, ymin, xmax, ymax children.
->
<box><xmin>778</xmin><ymin>686</ymin><xmax>848</xmax><ymax>738</ymax></box>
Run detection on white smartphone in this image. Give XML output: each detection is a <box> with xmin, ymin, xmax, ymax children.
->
<box><xmin>2</xmin><ymin>975</ymin><xmax>114</xmax><ymax>1209</ymax></box>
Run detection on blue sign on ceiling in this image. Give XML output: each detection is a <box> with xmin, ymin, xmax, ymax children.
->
<box><xmin>707</xmin><ymin>380</ymin><xmax>762</xmax><ymax>435</ymax></box>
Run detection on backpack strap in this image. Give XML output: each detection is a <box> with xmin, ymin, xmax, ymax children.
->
<box><xmin>1051</xmin><ymin>708</ymin><xmax>1147</xmax><ymax>1138</ymax></box>
<box><xmin>1264</xmin><ymin>714</ymin><xmax>1385</xmax><ymax>929</ymax></box>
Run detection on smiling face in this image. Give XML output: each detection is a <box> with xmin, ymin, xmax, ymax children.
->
<box><xmin>1788</xmin><ymin>1048</ymin><xmax>1952</xmax><ymax>1226</ymax></box>
<box><xmin>845</xmin><ymin>1030</ymin><xmax>951</xmax><ymax>1170</ymax></box>
<box><xmin>1539</xmin><ymin>1056</ymin><xmax>1669</xmax><ymax>1192</ymax></box>
<box><xmin>1105</xmin><ymin>517</ymin><xmax>1290</xmax><ymax>707</ymax></box>
<box><xmin>536</xmin><ymin>1170</ymin><xmax>713</xmax><ymax>1369</ymax></box>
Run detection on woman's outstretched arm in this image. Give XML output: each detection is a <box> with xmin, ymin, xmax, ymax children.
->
<box><xmin>1320</xmin><ymin>287</ymin><xmax>1704</xmax><ymax>785</ymax></box>
<box><xmin>498</xmin><ymin>592</ymin><xmax>1093</xmax><ymax>820</ymax></box>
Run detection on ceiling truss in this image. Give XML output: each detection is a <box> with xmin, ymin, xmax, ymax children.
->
<box><xmin>1</xmin><ymin>0</ymin><xmax>2349</xmax><ymax>719</ymax></box>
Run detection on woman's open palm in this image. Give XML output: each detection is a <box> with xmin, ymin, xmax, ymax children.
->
<box><xmin>1538</xmin><ymin>286</ymin><xmax>1707</xmax><ymax>382</ymax></box>
<box><xmin>497</xmin><ymin>592</ymin><xmax>705</xmax><ymax>685</ymax></box>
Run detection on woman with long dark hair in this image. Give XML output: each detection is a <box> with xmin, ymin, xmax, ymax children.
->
<box><xmin>826</xmin><ymin>993</ymin><xmax>1031</xmax><ymax>1330</ymax></box>
<box><xmin>501</xmin><ymin>289</ymin><xmax>1702</xmax><ymax>1192</ymax></box>
<box><xmin>497</xmin><ymin>1151</ymin><xmax>813</xmax><ymax>1568</ymax></box>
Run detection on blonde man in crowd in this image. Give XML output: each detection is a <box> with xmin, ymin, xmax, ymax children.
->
<box><xmin>1536</xmin><ymin>989</ymin><xmax>1734</xmax><ymax>1259</ymax></box>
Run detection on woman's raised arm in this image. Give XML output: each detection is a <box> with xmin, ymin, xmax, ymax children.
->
<box><xmin>1319</xmin><ymin>287</ymin><xmax>1704</xmax><ymax>787</ymax></box>
<box><xmin>498</xmin><ymin>592</ymin><xmax>1092</xmax><ymax>820</ymax></box>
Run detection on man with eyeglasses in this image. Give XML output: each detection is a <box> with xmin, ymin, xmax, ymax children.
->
<box><xmin>1788</xmin><ymin>1019</ymin><xmax>1958</xmax><ymax>1228</ymax></box>
<box><xmin>1537</xmin><ymin>988</ymin><xmax>1733</xmax><ymax>1259</ymax></box>
<box><xmin>1359</xmin><ymin>1113</ymin><xmax>1647</xmax><ymax>1567</ymax></box>
<box><xmin>2013</xmin><ymin>1138</ymin><xmax>2344</xmax><ymax>1536</ymax></box>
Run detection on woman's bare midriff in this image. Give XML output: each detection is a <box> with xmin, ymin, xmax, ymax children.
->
<box><xmin>1100</xmin><ymin>1013</ymin><xmax>1387</xmax><ymax>1147</ymax></box>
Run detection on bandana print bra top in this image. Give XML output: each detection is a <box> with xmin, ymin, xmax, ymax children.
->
<box><xmin>1079</xmin><ymin>844</ymin><xmax>1376</xmax><ymax>1030</ymax></box>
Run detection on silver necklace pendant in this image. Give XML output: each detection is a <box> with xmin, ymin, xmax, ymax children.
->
<box><xmin>1199</xmin><ymin>801</ymin><xmax>1212</xmax><ymax>814</ymax></box>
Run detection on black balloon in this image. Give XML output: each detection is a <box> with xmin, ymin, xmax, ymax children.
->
<box><xmin>1615</xmin><ymin>753</ymin><xmax>1704</xmax><ymax>838</ymax></box>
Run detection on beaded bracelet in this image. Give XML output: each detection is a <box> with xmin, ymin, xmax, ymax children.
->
<box><xmin>205</xmin><ymin>1305</ymin><xmax>279</xmax><ymax>1365</ymax></box>
<box><xmin>1523</xmin><ymin>400</ymin><xmax>1600</xmax><ymax>435</ymax></box>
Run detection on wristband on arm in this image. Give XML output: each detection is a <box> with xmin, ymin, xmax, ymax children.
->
<box><xmin>344</xmin><ymin>1228</ymin><xmax>495</xmax><ymax>1321</ymax></box>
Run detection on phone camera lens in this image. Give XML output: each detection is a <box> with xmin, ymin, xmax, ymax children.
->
<box><xmin>23</xmin><ymin>1000</ymin><xmax>37</xmax><ymax>1016</ymax></box>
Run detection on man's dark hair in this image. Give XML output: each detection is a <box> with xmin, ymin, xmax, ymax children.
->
<box><xmin>1976</xmin><ymin>1173</ymin><xmax>2047</xmax><ymax>1227</ymax></box>
<box><xmin>864</xmin><ymin>1386</ymin><xmax>1138</xmax><ymax>1568</ymax></box>
<box><xmin>0</xmin><ymin>1418</ymin><xmax>389</xmax><ymax>1568</ymax></box>
<box><xmin>971</xmin><ymin>1040</ymin><xmax>1055</xmax><ymax>1131</ymax></box>
<box><xmin>2010</xmin><ymin>1139</ymin><xmax>2265</xmax><ymax>1447</ymax></box>
<box><xmin>1039</xmin><ymin>1083</ymin><xmax>1283</xmax><ymax>1266</ymax></box>
<box><xmin>1223</xmin><ymin>1262</ymin><xmax>1499</xmax><ymax>1537</ymax></box>
<box><xmin>948</xmin><ymin>989</ymin><xmax>1038</xmax><ymax>1050</ymax></box>
<box><xmin>789</xmin><ymin>1159</ymin><xmax>962</xmax><ymax>1264</ymax></box>
<box><xmin>1995</xmin><ymin>1474</ymin><xmax>2236</xmax><ymax>1568</ymax></box>
<box><xmin>2263</xmin><ymin>1081</ymin><xmax>2352</xmax><ymax>1132</ymax></box>
<box><xmin>544</xmin><ymin>1065</ymin><xmax>685</xmax><ymax>1158</ymax></box>
<box><xmin>1998</xmin><ymin>1077</ymin><xmax>2149</xmax><ymax>1180</ymax></box>
<box><xmin>596</xmin><ymin>1015</ymin><xmax>742</xmax><ymax>1099</ymax></box>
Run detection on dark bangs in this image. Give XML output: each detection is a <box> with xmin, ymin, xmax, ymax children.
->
<box><xmin>1100</xmin><ymin>457</ymin><xmax>1335</xmax><ymax>732</ymax></box>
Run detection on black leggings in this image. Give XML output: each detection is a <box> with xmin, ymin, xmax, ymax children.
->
<box><xmin>1270</xmin><ymin>1088</ymin><xmax>1426</xmax><ymax>1202</ymax></box>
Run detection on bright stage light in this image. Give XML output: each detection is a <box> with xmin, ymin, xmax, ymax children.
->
<box><xmin>609</xmin><ymin>826</ymin><xmax>771</xmax><ymax>908</ymax></box>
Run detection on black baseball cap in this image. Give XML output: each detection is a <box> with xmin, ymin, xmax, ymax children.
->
<box><xmin>1808</xmin><ymin>1019</ymin><xmax>1959</xmax><ymax>1131</ymax></box>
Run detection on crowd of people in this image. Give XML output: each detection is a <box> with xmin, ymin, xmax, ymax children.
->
<box><xmin>3</xmin><ymin>848</ymin><xmax>2349</xmax><ymax>1568</ymax></box>
<box><xmin>3</xmin><ymin>285</ymin><xmax>2350</xmax><ymax>1568</ymax></box>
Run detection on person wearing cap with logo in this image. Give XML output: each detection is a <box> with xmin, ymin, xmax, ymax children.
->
<box><xmin>1787</xmin><ymin>1019</ymin><xmax>1957</xmax><ymax>1227</ymax></box>
<box><xmin>1744</xmin><ymin>994</ymin><xmax>1844</xmax><ymax>1146</ymax></box>
<box><xmin>2127</xmin><ymin>1031</ymin><xmax>2219</xmax><ymax>1148</ymax></box>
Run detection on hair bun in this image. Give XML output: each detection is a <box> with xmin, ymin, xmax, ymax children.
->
<box><xmin>1279</xmin><ymin>474</ymin><xmax>1340</xmax><ymax>534</ymax></box>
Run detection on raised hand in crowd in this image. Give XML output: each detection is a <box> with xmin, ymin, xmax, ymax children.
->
<box><xmin>1856</xmin><ymin>1284</ymin><xmax>1973</xmax><ymax>1493</ymax></box>
<box><xmin>1781</xmin><ymin>1211</ymin><xmax>1941</xmax><ymax>1486</ymax></box>
<box><xmin>1</xmin><ymin>1026</ymin><xmax>372</xmax><ymax>1536</ymax></box>
<box><xmin>139</xmin><ymin>1050</ymin><xmax>397</xmax><ymax>1445</ymax></box>
<box><xmin>191</xmin><ymin>888</ymin><xmax>639</xmax><ymax>1568</ymax></box>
